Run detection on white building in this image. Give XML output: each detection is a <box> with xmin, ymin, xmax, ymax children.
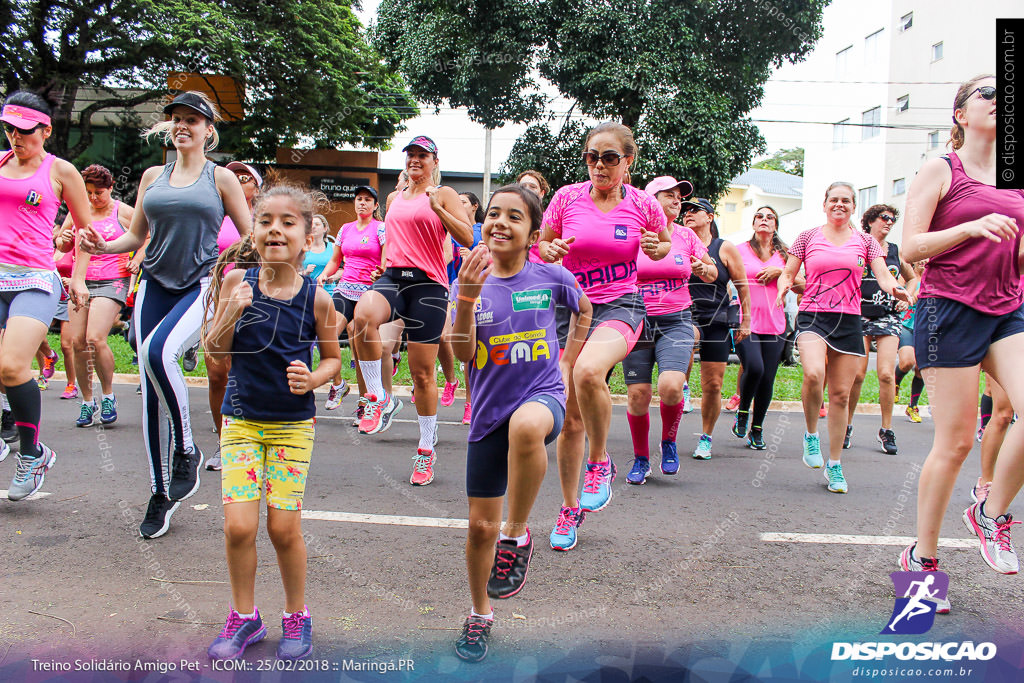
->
<box><xmin>761</xmin><ymin>0</ymin><xmax>1018</xmax><ymax>244</ymax></box>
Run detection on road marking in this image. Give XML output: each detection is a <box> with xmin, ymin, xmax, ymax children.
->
<box><xmin>302</xmin><ymin>510</ymin><xmax>468</xmax><ymax>529</ymax></box>
<box><xmin>313</xmin><ymin>416</ymin><xmax>465</xmax><ymax>427</ymax></box>
<box><xmin>0</xmin><ymin>490</ymin><xmax>51</xmax><ymax>501</ymax></box>
<box><xmin>761</xmin><ymin>532</ymin><xmax>975</xmax><ymax>549</ymax></box>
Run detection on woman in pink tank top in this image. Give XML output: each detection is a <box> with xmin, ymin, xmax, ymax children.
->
<box><xmin>351</xmin><ymin>135</ymin><xmax>474</xmax><ymax>487</ymax></box>
<box><xmin>899</xmin><ymin>75</ymin><xmax>1024</xmax><ymax>591</ymax></box>
<box><xmin>63</xmin><ymin>164</ymin><xmax>135</xmax><ymax>427</ymax></box>
<box><xmin>0</xmin><ymin>90</ymin><xmax>93</xmax><ymax>499</ymax></box>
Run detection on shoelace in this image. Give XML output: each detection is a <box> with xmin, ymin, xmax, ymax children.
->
<box><xmin>412</xmin><ymin>452</ymin><xmax>433</xmax><ymax>473</ymax></box>
<box><xmin>463</xmin><ymin>619</ymin><xmax>488</xmax><ymax>643</ymax></box>
<box><xmin>219</xmin><ymin>612</ymin><xmax>246</xmax><ymax>638</ymax></box>
<box><xmin>993</xmin><ymin>517</ymin><xmax>1022</xmax><ymax>552</ymax></box>
<box><xmin>493</xmin><ymin>546</ymin><xmax>516</xmax><ymax>579</ymax></box>
<box><xmin>806</xmin><ymin>436</ymin><xmax>820</xmax><ymax>455</ymax></box>
<box><xmin>920</xmin><ymin>557</ymin><xmax>939</xmax><ymax>571</ymax></box>
<box><xmin>554</xmin><ymin>507</ymin><xmax>574</xmax><ymax>534</ymax></box>
<box><xmin>79</xmin><ymin>403</ymin><xmax>94</xmax><ymax>420</ymax></box>
<box><xmin>827</xmin><ymin>465</ymin><xmax>844</xmax><ymax>483</ymax></box>
<box><xmin>366</xmin><ymin>397</ymin><xmax>387</xmax><ymax>424</ymax></box>
<box><xmin>13</xmin><ymin>454</ymin><xmax>33</xmax><ymax>482</ymax></box>
<box><xmin>101</xmin><ymin>398</ymin><xmax>115</xmax><ymax>413</ymax></box>
<box><xmin>582</xmin><ymin>463</ymin><xmax>606</xmax><ymax>494</ymax></box>
<box><xmin>282</xmin><ymin>613</ymin><xmax>305</xmax><ymax>639</ymax></box>
<box><xmin>172</xmin><ymin>450</ymin><xmax>196</xmax><ymax>479</ymax></box>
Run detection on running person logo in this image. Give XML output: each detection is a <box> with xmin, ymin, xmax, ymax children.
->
<box><xmin>25</xmin><ymin>190</ymin><xmax>41</xmax><ymax>207</ymax></box>
<box><xmin>881</xmin><ymin>571</ymin><xmax>949</xmax><ymax>635</ymax></box>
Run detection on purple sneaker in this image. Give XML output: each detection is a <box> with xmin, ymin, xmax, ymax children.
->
<box><xmin>277</xmin><ymin>610</ymin><xmax>313</xmax><ymax>660</ymax></box>
<box><xmin>208</xmin><ymin>609</ymin><xmax>267</xmax><ymax>659</ymax></box>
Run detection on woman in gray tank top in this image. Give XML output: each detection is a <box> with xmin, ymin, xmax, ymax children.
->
<box><xmin>81</xmin><ymin>91</ymin><xmax>251</xmax><ymax>539</ymax></box>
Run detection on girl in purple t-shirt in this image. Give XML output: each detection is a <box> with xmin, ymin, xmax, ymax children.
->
<box><xmin>777</xmin><ymin>182</ymin><xmax>909</xmax><ymax>495</ymax></box>
<box><xmin>450</xmin><ymin>184</ymin><xmax>591</xmax><ymax>663</ymax></box>
<box><xmin>899</xmin><ymin>75</ymin><xmax>1024</xmax><ymax>590</ymax></box>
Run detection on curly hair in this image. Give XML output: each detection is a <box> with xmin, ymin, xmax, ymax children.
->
<box><xmin>81</xmin><ymin>164</ymin><xmax>114</xmax><ymax>189</ymax></box>
<box><xmin>861</xmin><ymin>204</ymin><xmax>899</xmax><ymax>232</ymax></box>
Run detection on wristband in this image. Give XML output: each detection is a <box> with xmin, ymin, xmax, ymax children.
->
<box><xmin>456</xmin><ymin>294</ymin><xmax>477</xmax><ymax>303</ymax></box>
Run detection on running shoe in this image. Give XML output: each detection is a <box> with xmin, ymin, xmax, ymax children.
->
<box><xmin>324</xmin><ymin>381</ymin><xmax>349</xmax><ymax>411</ymax></box>
<box><xmin>549</xmin><ymin>502</ymin><xmax>585</xmax><ymax>551</ymax></box>
<box><xmin>898</xmin><ymin>544</ymin><xmax>950</xmax><ymax>614</ymax></box>
<box><xmin>2</xmin><ymin>409</ymin><xmax>17</xmax><ymax>443</ymax></box>
<box><xmin>842</xmin><ymin>424</ymin><xmax>853</xmax><ymax>449</ymax></box>
<box><xmin>168</xmin><ymin>447</ymin><xmax>203</xmax><ymax>501</ymax></box>
<box><xmin>36</xmin><ymin>376</ymin><xmax>47</xmax><ymax>390</ymax></box>
<box><xmin>100</xmin><ymin>396</ymin><xmax>117</xmax><ymax>425</ymax></box>
<box><xmin>352</xmin><ymin>397</ymin><xmax>368</xmax><ymax>427</ymax></box>
<box><xmin>60</xmin><ymin>384</ymin><xmax>78</xmax><ymax>400</ymax></box>
<box><xmin>691</xmin><ymin>434</ymin><xmax>712</xmax><ymax>460</ymax></box>
<box><xmin>454</xmin><ymin>615</ymin><xmax>492</xmax><ymax>663</ymax></box>
<box><xmin>802</xmin><ymin>433</ymin><xmax>822</xmax><ymax>469</ymax></box>
<box><xmin>463</xmin><ymin>401</ymin><xmax>472</xmax><ymax>425</ymax></box>
<box><xmin>819</xmin><ymin>403</ymin><xmax>827</xmax><ymax>418</ymax></box>
<box><xmin>732</xmin><ymin>412</ymin><xmax>748</xmax><ymax>438</ymax></box>
<box><xmin>971</xmin><ymin>478</ymin><xmax>991</xmax><ymax>504</ymax></box>
<box><xmin>75</xmin><ymin>401</ymin><xmax>97</xmax><ymax>428</ymax></box>
<box><xmin>392</xmin><ymin>352</ymin><xmax>401</xmax><ymax>377</ymax></box>
<box><xmin>206</xmin><ymin>445</ymin><xmax>222</xmax><ymax>472</ymax></box>
<box><xmin>0</xmin><ymin>440</ymin><xmax>8</xmax><ymax>463</ymax></box>
<box><xmin>277</xmin><ymin>611</ymin><xmax>313</xmax><ymax>660</ymax></box>
<box><xmin>725</xmin><ymin>393</ymin><xmax>740</xmax><ymax>412</ymax></box>
<box><xmin>976</xmin><ymin>427</ymin><xmax>985</xmax><ymax>443</ymax></box>
<box><xmin>682</xmin><ymin>383</ymin><xmax>694</xmax><ymax>413</ymax></box>
<box><xmin>379</xmin><ymin>397</ymin><xmax>403</xmax><ymax>433</ymax></box>
<box><xmin>660</xmin><ymin>440</ymin><xmax>679</xmax><ymax>475</ymax></box>
<box><xmin>488</xmin><ymin>529</ymin><xmax>533</xmax><ymax>599</ymax></box>
<box><xmin>41</xmin><ymin>351</ymin><xmax>58</xmax><ymax>379</ymax></box>
<box><xmin>136</xmin><ymin>383</ymin><xmax>142</xmax><ymax>395</ymax></box>
<box><xmin>626</xmin><ymin>457</ymin><xmax>651</xmax><ymax>485</ymax></box>
<box><xmin>962</xmin><ymin>502</ymin><xmax>1020</xmax><ymax>574</ymax></box>
<box><xmin>182</xmin><ymin>344</ymin><xmax>199</xmax><ymax>372</ymax></box>
<box><xmin>208</xmin><ymin>609</ymin><xmax>267</xmax><ymax>659</ymax></box>
<box><xmin>906</xmin><ymin>405</ymin><xmax>922</xmax><ymax>423</ymax></box>
<box><xmin>579</xmin><ymin>456</ymin><xmax>616</xmax><ymax>511</ymax></box>
<box><xmin>358</xmin><ymin>393</ymin><xmax>392</xmax><ymax>435</ymax></box>
<box><xmin>410</xmin><ymin>448</ymin><xmax>436</xmax><ymax>486</ymax></box>
<box><xmin>8</xmin><ymin>443</ymin><xmax>56</xmax><ymax>501</ymax></box>
<box><xmin>747</xmin><ymin>428</ymin><xmax>766</xmax><ymax>450</ymax></box>
<box><xmin>824</xmin><ymin>461</ymin><xmax>848</xmax><ymax>493</ymax></box>
<box><xmin>139</xmin><ymin>493</ymin><xmax>180</xmax><ymax>539</ymax></box>
<box><xmin>441</xmin><ymin>379</ymin><xmax>459</xmax><ymax>407</ymax></box>
<box><xmin>878</xmin><ymin>428</ymin><xmax>898</xmax><ymax>455</ymax></box>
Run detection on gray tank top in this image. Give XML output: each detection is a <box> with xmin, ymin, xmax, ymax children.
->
<box><xmin>141</xmin><ymin>160</ymin><xmax>224</xmax><ymax>291</ymax></box>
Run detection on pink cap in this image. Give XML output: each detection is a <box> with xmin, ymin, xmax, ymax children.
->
<box><xmin>644</xmin><ymin>176</ymin><xmax>694</xmax><ymax>199</ymax></box>
<box><xmin>226</xmin><ymin>161</ymin><xmax>263</xmax><ymax>187</ymax></box>
<box><xmin>1</xmin><ymin>104</ymin><xmax>51</xmax><ymax>129</ymax></box>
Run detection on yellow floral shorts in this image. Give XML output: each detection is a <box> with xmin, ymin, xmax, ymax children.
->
<box><xmin>221</xmin><ymin>417</ymin><xmax>315</xmax><ymax>510</ymax></box>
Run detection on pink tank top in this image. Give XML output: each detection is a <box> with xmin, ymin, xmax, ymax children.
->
<box><xmin>81</xmin><ymin>200</ymin><xmax>130</xmax><ymax>280</ymax></box>
<box><xmin>0</xmin><ymin>151</ymin><xmax>61</xmax><ymax>270</ymax></box>
<box><xmin>339</xmin><ymin>219</ymin><xmax>384</xmax><ymax>285</ymax></box>
<box><xmin>54</xmin><ymin>248</ymin><xmax>74</xmax><ymax>278</ymax></box>
<box><xmin>737</xmin><ymin>241</ymin><xmax>787</xmax><ymax>335</ymax></box>
<box><xmin>635</xmin><ymin>224</ymin><xmax>707</xmax><ymax>315</ymax></box>
<box><xmin>217</xmin><ymin>216</ymin><xmax>241</xmax><ymax>254</ymax></box>
<box><xmin>385</xmin><ymin>191</ymin><xmax>448</xmax><ymax>287</ymax></box>
<box><xmin>919</xmin><ymin>152</ymin><xmax>1024</xmax><ymax>316</ymax></box>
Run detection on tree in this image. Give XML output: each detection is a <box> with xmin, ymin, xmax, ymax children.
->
<box><xmin>0</xmin><ymin>0</ymin><xmax>418</xmax><ymax>161</ymax></box>
<box><xmin>498</xmin><ymin>115</ymin><xmax>589</xmax><ymax>192</ymax></box>
<box><xmin>753</xmin><ymin>147</ymin><xmax>805</xmax><ymax>177</ymax></box>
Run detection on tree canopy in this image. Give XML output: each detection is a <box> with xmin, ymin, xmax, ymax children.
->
<box><xmin>0</xmin><ymin>0</ymin><xmax>418</xmax><ymax>161</ymax></box>
<box><xmin>752</xmin><ymin>147</ymin><xmax>805</xmax><ymax>177</ymax></box>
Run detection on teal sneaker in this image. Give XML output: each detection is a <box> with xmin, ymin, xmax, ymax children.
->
<box><xmin>549</xmin><ymin>502</ymin><xmax>585</xmax><ymax>551</ymax></box>
<box><xmin>691</xmin><ymin>434</ymin><xmax>712</xmax><ymax>460</ymax></box>
<box><xmin>802</xmin><ymin>433</ymin><xmax>823</xmax><ymax>469</ymax></box>
<box><xmin>825</xmin><ymin>462</ymin><xmax>848</xmax><ymax>493</ymax></box>
<box><xmin>579</xmin><ymin>456</ymin><xmax>616</xmax><ymax>511</ymax></box>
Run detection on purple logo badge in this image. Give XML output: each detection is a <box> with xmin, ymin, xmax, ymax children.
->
<box><xmin>881</xmin><ymin>571</ymin><xmax>948</xmax><ymax>635</ymax></box>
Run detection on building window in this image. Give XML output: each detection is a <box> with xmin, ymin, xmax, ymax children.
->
<box><xmin>899</xmin><ymin>12</ymin><xmax>913</xmax><ymax>32</ymax></box>
<box><xmin>932</xmin><ymin>42</ymin><xmax>943</xmax><ymax>61</ymax></box>
<box><xmin>928</xmin><ymin>131</ymin><xmax>939</xmax><ymax>149</ymax></box>
<box><xmin>725</xmin><ymin>203</ymin><xmax>737</xmax><ymax>213</ymax></box>
<box><xmin>836</xmin><ymin>45</ymin><xmax>853</xmax><ymax>74</ymax></box>
<box><xmin>865</xmin><ymin>29</ymin><xmax>883</xmax><ymax>60</ymax></box>
<box><xmin>859</xmin><ymin>186</ymin><xmax>878</xmax><ymax>209</ymax></box>
<box><xmin>897</xmin><ymin>95</ymin><xmax>909</xmax><ymax>113</ymax></box>
<box><xmin>743</xmin><ymin>199</ymin><xmax>753</xmax><ymax>207</ymax></box>
<box><xmin>862</xmin><ymin>107</ymin><xmax>881</xmax><ymax>140</ymax></box>
<box><xmin>893</xmin><ymin>178</ymin><xmax>906</xmax><ymax>195</ymax></box>
<box><xmin>833</xmin><ymin>119</ymin><xmax>849</xmax><ymax>149</ymax></box>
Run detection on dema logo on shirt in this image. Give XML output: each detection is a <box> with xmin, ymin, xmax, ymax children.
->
<box><xmin>475</xmin><ymin>329</ymin><xmax>552</xmax><ymax>369</ymax></box>
<box><xmin>614</xmin><ymin>225</ymin><xmax>628</xmax><ymax>240</ymax></box>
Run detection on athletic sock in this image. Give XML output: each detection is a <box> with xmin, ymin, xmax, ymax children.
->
<box><xmin>980</xmin><ymin>393</ymin><xmax>993</xmax><ymax>429</ymax></box>
<box><xmin>659</xmin><ymin>401</ymin><xmax>684</xmax><ymax>442</ymax></box>
<box><xmin>911</xmin><ymin>375</ymin><xmax>925</xmax><ymax>409</ymax></box>
<box><xmin>626</xmin><ymin>412</ymin><xmax>650</xmax><ymax>458</ymax></box>
<box><xmin>417</xmin><ymin>415</ymin><xmax>437</xmax><ymax>451</ymax></box>
<box><xmin>283</xmin><ymin>606</ymin><xmax>309</xmax><ymax>618</ymax></box>
<box><xmin>894</xmin><ymin>367</ymin><xmax>908</xmax><ymax>387</ymax></box>
<box><xmin>1</xmin><ymin>393</ymin><xmax>9</xmax><ymax>410</ymax></box>
<box><xmin>499</xmin><ymin>531</ymin><xmax>530</xmax><ymax>546</ymax></box>
<box><xmin>827</xmin><ymin>459</ymin><xmax>840</xmax><ymax>467</ymax></box>
<box><xmin>6</xmin><ymin>379</ymin><xmax>42</xmax><ymax>457</ymax></box>
<box><xmin>471</xmin><ymin>610</ymin><xmax>493</xmax><ymax>621</ymax></box>
<box><xmin>805</xmin><ymin>431</ymin><xmax>818</xmax><ymax>439</ymax></box>
<box><xmin>102</xmin><ymin>392</ymin><xmax>114</xmax><ymax>402</ymax></box>
<box><xmin>236</xmin><ymin>609</ymin><xmax>257</xmax><ymax>620</ymax></box>
<box><xmin>358</xmin><ymin>360</ymin><xmax>385</xmax><ymax>399</ymax></box>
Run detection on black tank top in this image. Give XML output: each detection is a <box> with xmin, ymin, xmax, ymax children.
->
<box><xmin>860</xmin><ymin>241</ymin><xmax>901</xmax><ymax>318</ymax></box>
<box><xmin>689</xmin><ymin>238</ymin><xmax>731</xmax><ymax>322</ymax></box>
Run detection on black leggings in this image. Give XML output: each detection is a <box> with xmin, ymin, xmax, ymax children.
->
<box><xmin>736</xmin><ymin>333</ymin><xmax>786</xmax><ymax>430</ymax></box>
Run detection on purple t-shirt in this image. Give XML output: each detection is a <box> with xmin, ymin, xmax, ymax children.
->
<box><xmin>458</xmin><ymin>261</ymin><xmax>583</xmax><ymax>441</ymax></box>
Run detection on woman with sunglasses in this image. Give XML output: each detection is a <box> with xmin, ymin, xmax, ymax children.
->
<box><xmin>538</xmin><ymin>122</ymin><xmax>672</xmax><ymax>550</ymax></box>
<box><xmin>81</xmin><ymin>91</ymin><xmax>251</xmax><ymax>539</ymax></box>
<box><xmin>898</xmin><ymin>76</ymin><xmax>1024</xmax><ymax>597</ymax></box>
<box><xmin>0</xmin><ymin>90</ymin><xmax>93</xmax><ymax>500</ymax></box>
<box><xmin>682</xmin><ymin>197</ymin><xmax>751</xmax><ymax>460</ymax></box>
<box><xmin>731</xmin><ymin>206</ymin><xmax>800</xmax><ymax>450</ymax></box>
<box><xmin>845</xmin><ymin>204</ymin><xmax>918</xmax><ymax>456</ymax></box>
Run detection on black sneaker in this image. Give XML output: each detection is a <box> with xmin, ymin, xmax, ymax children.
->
<box><xmin>747</xmin><ymin>428</ymin><xmax>767</xmax><ymax>450</ymax></box>
<box><xmin>731</xmin><ymin>411</ymin><xmax>748</xmax><ymax>439</ymax></box>
<box><xmin>454</xmin><ymin>616</ymin><xmax>492</xmax><ymax>663</ymax></box>
<box><xmin>487</xmin><ymin>532</ymin><xmax>533</xmax><ymax>599</ymax></box>
<box><xmin>842</xmin><ymin>425</ymin><xmax>853</xmax><ymax>449</ymax></box>
<box><xmin>183</xmin><ymin>344</ymin><xmax>199</xmax><ymax>372</ymax></box>
<box><xmin>139</xmin><ymin>493</ymin><xmax>181</xmax><ymax>539</ymax></box>
<box><xmin>878</xmin><ymin>428</ymin><xmax>898</xmax><ymax>455</ymax></box>
<box><xmin>168</xmin><ymin>447</ymin><xmax>203</xmax><ymax>501</ymax></box>
<box><xmin>1</xmin><ymin>409</ymin><xmax>17</xmax><ymax>444</ymax></box>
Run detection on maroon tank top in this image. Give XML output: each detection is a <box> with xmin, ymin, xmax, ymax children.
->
<box><xmin>919</xmin><ymin>151</ymin><xmax>1024</xmax><ymax>315</ymax></box>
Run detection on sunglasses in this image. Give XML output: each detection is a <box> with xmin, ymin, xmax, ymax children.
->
<box><xmin>971</xmin><ymin>86</ymin><xmax>997</xmax><ymax>101</ymax></box>
<box><xmin>879</xmin><ymin>214</ymin><xmax>895</xmax><ymax>223</ymax></box>
<box><xmin>3</xmin><ymin>122</ymin><xmax>44</xmax><ymax>135</ymax></box>
<box><xmin>235</xmin><ymin>174</ymin><xmax>254</xmax><ymax>184</ymax></box>
<box><xmin>683</xmin><ymin>206</ymin><xmax>707</xmax><ymax>215</ymax></box>
<box><xmin>582</xmin><ymin>151</ymin><xmax>624</xmax><ymax>167</ymax></box>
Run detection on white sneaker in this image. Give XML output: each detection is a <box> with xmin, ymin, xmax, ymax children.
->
<box><xmin>963</xmin><ymin>502</ymin><xmax>1020</xmax><ymax>574</ymax></box>
<box><xmin>325</xmin><ymin>380</ymin><xmax>350</xmax><ymax>411</ymax></box>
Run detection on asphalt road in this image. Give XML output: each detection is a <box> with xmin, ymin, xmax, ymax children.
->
<box><xmin>1</xmin><ymin>384</ymin><xmax>1019</xmax><ymax>682</ymax></box>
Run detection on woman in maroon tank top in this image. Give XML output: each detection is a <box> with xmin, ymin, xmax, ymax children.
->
<box><xmin>899</xmin><ymin>75</ymin><xmax>1024</xmax><ymax>599</ymax></box>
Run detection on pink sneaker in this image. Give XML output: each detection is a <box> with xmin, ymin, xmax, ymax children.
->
<box><xmin>392</xmin><ymin>353</ymin><xmax>401</xmax><ymax>377</ymax></box>
<box><xmin>410</xmin><ymin>448</ymin><xmax>436</xmax><ymax>486</ymax></box>
<box><xmin>725</xmin><ymin>393</ymin><xmax>740</xmax><ymax>411</ymax></box>
<box><xmin>441</xmin><ymin>379</ymin><xmax>459</xmax><ymax>407</ymax></box>
<box><xmin>41</xmin><ymin>351</ymin><xmax>59</xmax><ymax>379</ymax></box>
<box><xmin>462</xmin><ymin>401</ymin><xmax>472</xmax><ymax>425</ymax></box>
<box><xmin>60</xmin><ymin>384</ymin><xmax>79</xmax><ymax>400</ymax></box>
